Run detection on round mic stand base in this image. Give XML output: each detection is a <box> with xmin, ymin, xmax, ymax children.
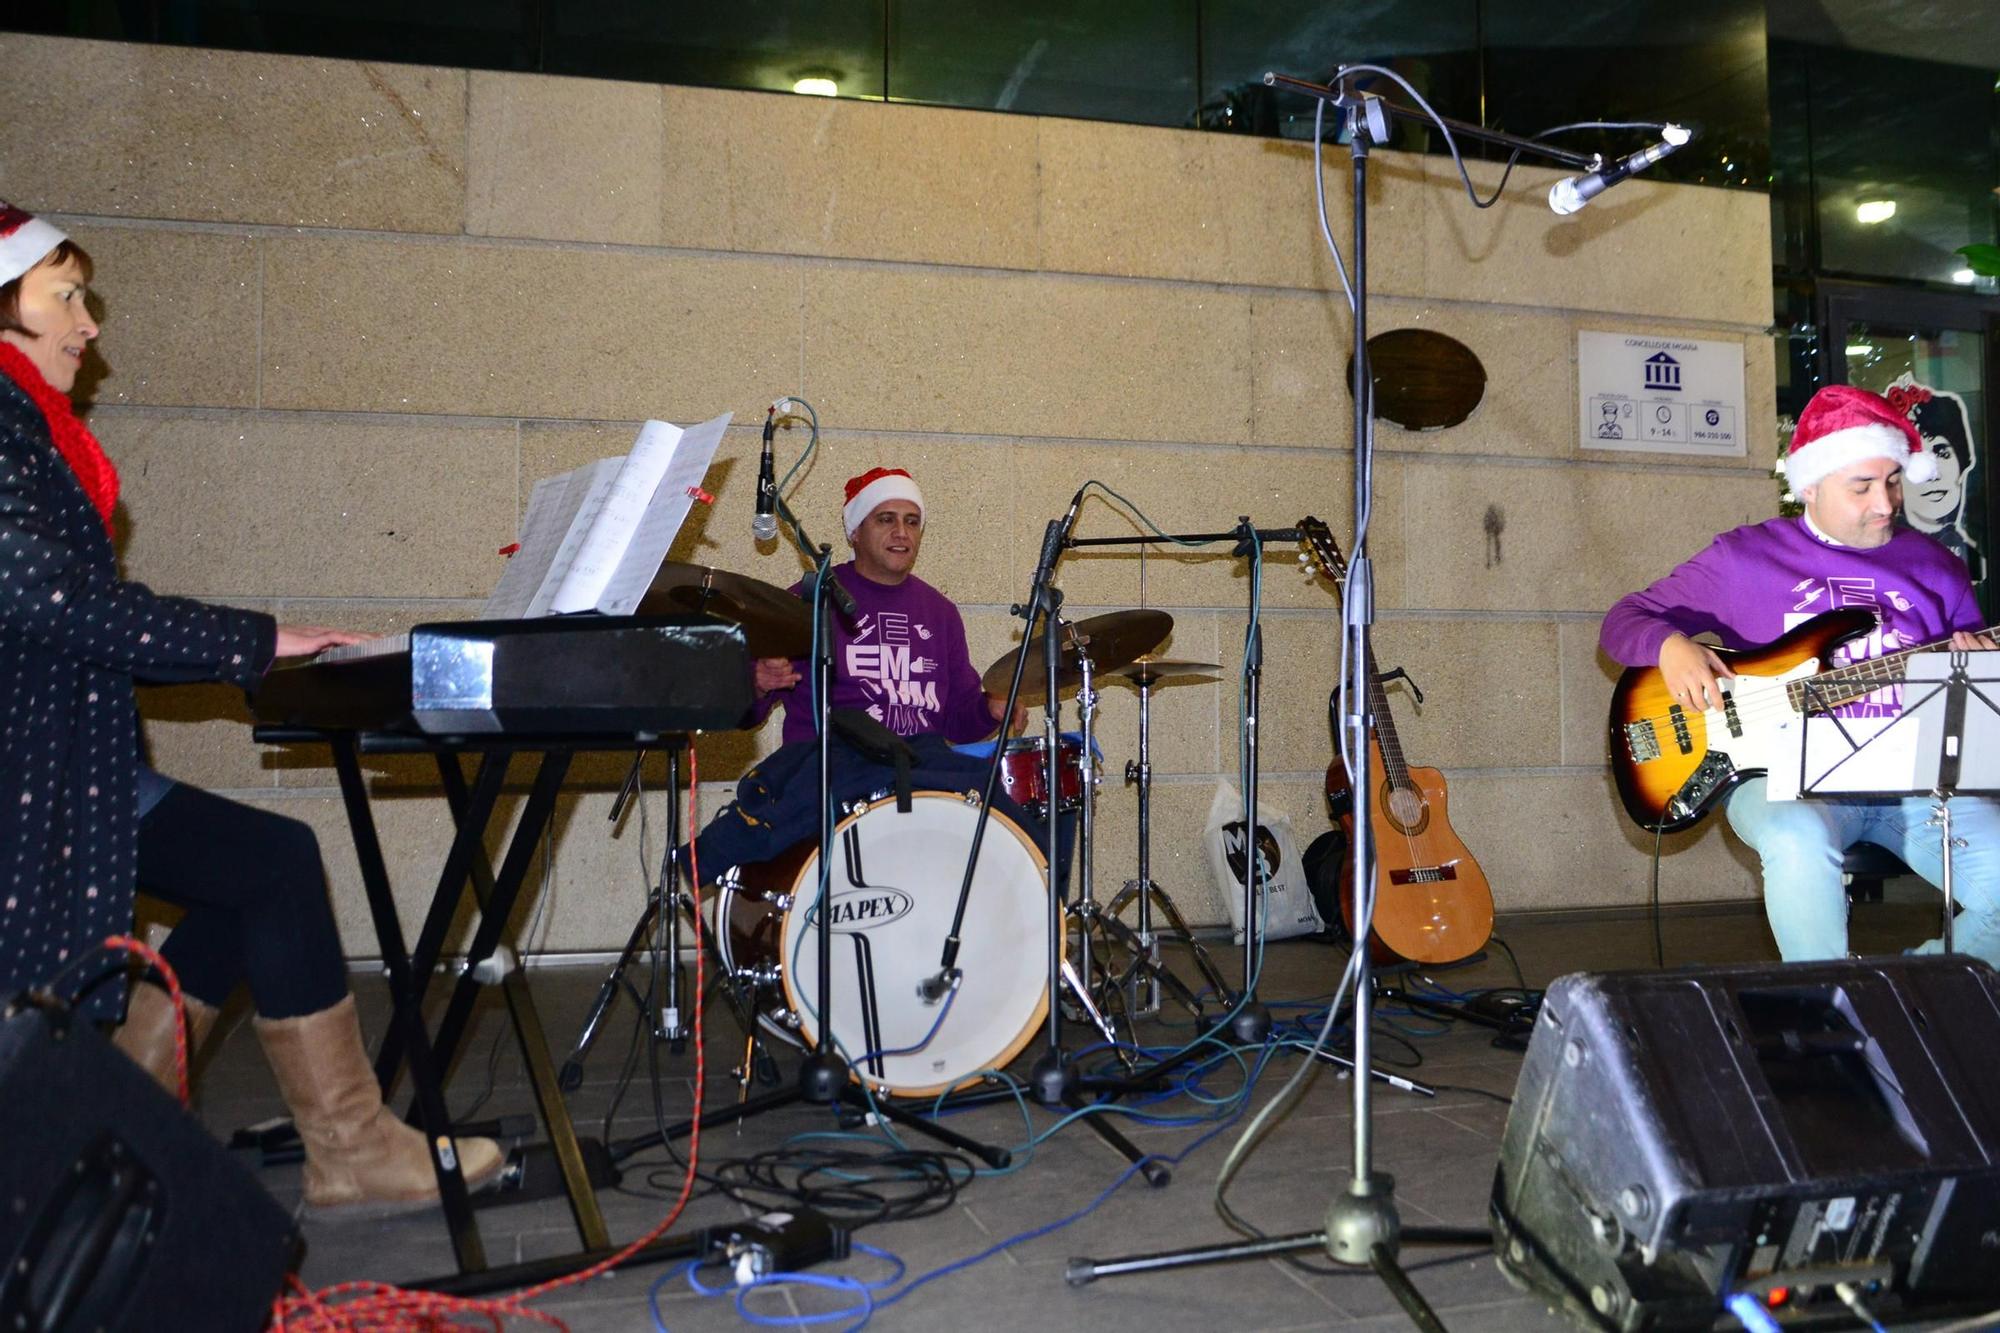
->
<box><xmin>796</xmin><ymin>1050</ymin><xmax>851</xmax><ymax>1104</ymax></box>
<box><xmin>1228</xmin><ymin>1001</ymin><xmax>1272</xmax><ymax>1046</ymax></box>
<box><xmin>1324</xmin><ymin>1171</ymin><xmax>1400</xmax><ymax>1265</ymax></box>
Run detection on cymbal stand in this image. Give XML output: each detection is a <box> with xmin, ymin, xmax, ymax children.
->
<box><xmin>1106</xmin><ymin>667</ymin><xmax>1228</xmax><ymax>1019</ymax></box>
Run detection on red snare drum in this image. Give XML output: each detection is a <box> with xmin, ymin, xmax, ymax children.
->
<box><xmin>995</xmin><ymin>736</ymin><xmax>1088</xmax><ymax>816</ymax></box>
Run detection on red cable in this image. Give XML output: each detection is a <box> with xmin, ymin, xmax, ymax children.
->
<box><xmin>263</xmin><ymin>750</ymin><xmax>710</xmax><ymax>1330</ymax></box>
<box><xmin>102</xmin><ymin>934</ymin><xmax>190</xmax><ymax>1106</ymax></box>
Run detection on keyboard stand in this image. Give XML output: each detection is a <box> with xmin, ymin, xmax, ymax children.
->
<box><xmin>254</xmin><ymin>724</ymin><xmax>702</xmax><ymax>1292</ymax></box>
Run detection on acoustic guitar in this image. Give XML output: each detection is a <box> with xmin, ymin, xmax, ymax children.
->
<box><xmin>1299</xmin><ymin>518</ymin><xmax>1495</xmax><ymax>965</ymax></box>
<box><xmin>1608</xmin><ymin>608</ymin><xmax>2000</xmax><ymax>832</ymax></box>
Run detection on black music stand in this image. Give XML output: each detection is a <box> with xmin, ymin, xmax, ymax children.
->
<box><xmin>1791</xmin><ymin>652</ymin><xmax>2000</xmax><ymax>951</ymax></box>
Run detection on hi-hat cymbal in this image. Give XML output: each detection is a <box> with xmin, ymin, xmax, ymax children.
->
<box><xmin>1112</xmin><ymin>658</ymin><xmax>1222</xmax><ymax>689</ymax></box>
<box><xmin>641</xmin><ymin>563</ymin><xmax>811</xmax><ymax>658</ymax></box>
<box><xmin>980</xmin><ymin>609</ymin><xmax>1173</xmax><ymax>703</ymax></box>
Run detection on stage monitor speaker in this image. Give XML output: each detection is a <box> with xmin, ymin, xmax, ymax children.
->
<box><xmin>0</xmin><ymin>999</ymin><xmax>299</xmax><ymax>1333</ymax></box>
<box><xmin>1491</xmin><ymin>955</ymin><xmax>2000</xmax><ymax>1331</ymax></box>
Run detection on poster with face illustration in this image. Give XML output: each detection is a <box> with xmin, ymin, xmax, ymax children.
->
<box><xmin>1886</xmin><ymin>374</ymin><xmax>1981</xmax><ymax>581</ymax></box>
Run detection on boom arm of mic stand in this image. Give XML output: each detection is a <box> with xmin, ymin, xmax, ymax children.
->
<box><xmin>1262</xmin><ymin>72</ymin><xmax>1600</xmax><ymax>171</ymax></box>
<box><xmin>773</xmin><ymin>492</ymin><xmax>856</xmax><ymax>619</ymax></box>
<box><xmin>923</xmin><ymin>502</ymin><xmax>1081</xmax><ymax>1001</ymax></box>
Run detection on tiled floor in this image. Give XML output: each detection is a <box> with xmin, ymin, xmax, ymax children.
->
<box><xmin>176</xmin><ymin>889</ymin><xmax>1965</xmax><ymax>1331</ymax></box>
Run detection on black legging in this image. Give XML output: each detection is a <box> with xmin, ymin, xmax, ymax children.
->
<box><xmin>135</xmin><ymin>782</ymin><xmax>347</xmax><ymax>1019</ymax></box>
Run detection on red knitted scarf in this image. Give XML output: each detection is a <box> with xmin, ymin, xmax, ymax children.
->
<box><xmin>0</xmin><ymin>341</ymin><xmax>118</xmax><ymax>537</ymax></box>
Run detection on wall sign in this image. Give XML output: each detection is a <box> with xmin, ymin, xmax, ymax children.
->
<box><xmin>1578</xmin><ymin>331</ymin><xmax>1746</xmax><ymax>459</ymax></box>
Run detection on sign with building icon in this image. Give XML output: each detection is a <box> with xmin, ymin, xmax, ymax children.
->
<box><xmin>1578</xmin><ymin>331</ymin><xmax>1746</xmax><ymax>458</ymax></box>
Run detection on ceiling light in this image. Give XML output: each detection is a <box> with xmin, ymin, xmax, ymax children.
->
<box><xmin>1952</xmin><ymin>269</ymin><xmax>1977</xmax><ymax>284</ymax></box>
<box><xmin>1854</xmin><ymin>200</ymin><xmax>1896</xmax><ymax>225</ymax></box>
<box><xmin>1845</xmin><ymin>343</ymin><xmax>1875</xmax><ymax>357</ymax></box>
<box><xmin>792</xmin><ymin>75</ymin><xmax>838</xmax><ymax>97</ymax></box>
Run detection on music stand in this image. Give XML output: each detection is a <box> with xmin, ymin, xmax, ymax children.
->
<box><xmin>1786</xmin><ymin>652</ymin><xmax>2000</xmax><ymax>951</ymax></box>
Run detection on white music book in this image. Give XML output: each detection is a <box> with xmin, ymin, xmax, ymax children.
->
<box><xmin>480</xmin><ymin>412</ymin><xmax>732</xmax><ymax>621</ymax></box>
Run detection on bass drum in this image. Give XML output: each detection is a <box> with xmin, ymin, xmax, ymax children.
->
<box><xmin>716</xmin><ymin>791</ymin><xmax>1053</xmax><ymax>1098</ymax></box>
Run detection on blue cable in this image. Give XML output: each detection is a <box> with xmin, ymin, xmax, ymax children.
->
<box><xmin>660</xmin><ymin>1241</ymin><xmax>905</xmax><ymax>1333</ymax></box>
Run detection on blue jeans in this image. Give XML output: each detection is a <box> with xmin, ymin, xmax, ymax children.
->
<box><xmin>1724</xmin><ymin>776</ymin><xmax>2000</xmax><ymax>966</ymax></box>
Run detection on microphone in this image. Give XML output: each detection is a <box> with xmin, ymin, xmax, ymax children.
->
<box><xmin>751</xmin><ymin>400</ymin><xmax>783</xmax><ymax>542</ymax></box>
<box><xmin>1548</xmin><ymin>124</ymin><xmax>1693</xmax><ymax>216</ymax></box>
<box><xmin>1032</xmin><ymin>483</ymin><xmax>1090</xmax><ymax>586</ymax></box>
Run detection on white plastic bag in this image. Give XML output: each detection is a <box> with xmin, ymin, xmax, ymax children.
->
<box><xmin>1204</xmin><ymin>782</ymin><xmax>1324</xmax><ymax>945</ymax></box>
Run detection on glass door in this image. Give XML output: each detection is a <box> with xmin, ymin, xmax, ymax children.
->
<box><xmin>1821</xmin><ymin>283</ymin><xmax>2000</xmax><ymax>616</ymax></box>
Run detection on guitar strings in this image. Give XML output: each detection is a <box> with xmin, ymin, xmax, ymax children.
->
<box><xmin>1626</xmin><ymin>630</ymin><xmax>2000</xmax><ymax>734</ymax></box>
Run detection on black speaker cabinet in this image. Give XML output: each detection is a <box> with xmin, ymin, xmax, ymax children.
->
<box><xmin>0</xmin><ymin>1000</ymin><xmax>299</xmax><ymax>1333</ymax></box>
<box><xmin>1492</xmin><ymin>955</ymin><xmax>2000</xmax><ymax>1331</ymax></box>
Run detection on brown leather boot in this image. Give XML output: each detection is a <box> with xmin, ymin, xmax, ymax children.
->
<box><xmin>254</xmin><ymin>994</ymin><xmax>505</xmax><ymax>1212</ymax></box>
<box><xmin>112</xmin><ymin>981</ymin><xmax>219</xmax><ymax>1101</ymax></box>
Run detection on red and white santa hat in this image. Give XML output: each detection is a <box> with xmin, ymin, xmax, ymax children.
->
<box><xmin>843</xmin><ymin>467</ymin><xmax>924</xmax><ymax>536</ymax></box>
<box><xmin>0</xmin><ymin>201</ymin><xmax>67</xmax><ymax>288</ymax></box>
<box><xmin>1781</xmin><ymin>383</ymin><xmax>1936</xmax><ymax>492</ymax></box>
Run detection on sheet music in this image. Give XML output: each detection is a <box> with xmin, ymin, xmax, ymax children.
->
<box><xmin>478</xmin><ymin>411</ymin><xmax>733</xmax><ymax>620</ymax></box>
<box><xmin>1766</xmin><ymin>712</ymin><xmax>1922</xmax><ymax>800</ymax></box>
<box><xmin>480</xmin><ymin>469</ymin><xmax>590</xmax><ymax>620</ymax></box>
<box><xmin>593</xmin><ymin>412</ymin><xmax>731</xmax><ymax>616</ymax></box>
<box><xmin>1769</xmin><ymin>655</ymin><xmax>2000</xmax><ymax>799</ymax></box>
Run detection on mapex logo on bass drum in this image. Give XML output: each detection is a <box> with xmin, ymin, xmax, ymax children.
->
<box><xmin>825</xmin><ymin>887</ymin><xmax>914</xmax><ymax>931</ymax></box>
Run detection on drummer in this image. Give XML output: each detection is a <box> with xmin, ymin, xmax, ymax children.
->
<box><xmin>752</xmin><ymin>467</ymin><xmax>1027</xmax><ymax>742</ymax></box>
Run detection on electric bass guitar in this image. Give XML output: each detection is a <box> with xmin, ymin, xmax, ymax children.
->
<box><xmin>1608</xmin><ymin>608</ymin><xmax>1999</xmax><ymax>832</ymax></box>
<box><xmin>1299</xmin><ymin>518</ymin><xmax>1494</xmax><ymax>965</ymax></box>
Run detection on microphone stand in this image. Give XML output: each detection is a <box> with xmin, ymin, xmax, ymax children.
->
<box><xmin>1068</xmin><ymin>70</ymin><xmax>1627</xmax><ymax>1321</ymax></box>
<box><xmin>607</xmin><ymin>490</ymin><xmax>1008</xmax><ymax>1171</ymax></box>
<box><xmin>775</xmin><ymin>490</ymin><xmax>856</xmax><ymax>1104</ymax></box>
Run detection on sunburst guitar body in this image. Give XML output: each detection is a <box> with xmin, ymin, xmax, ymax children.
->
<box><xmin>1609</xmin><ymin>607</ymin><xmax>1896</xmax><ymax>832</ymax></box>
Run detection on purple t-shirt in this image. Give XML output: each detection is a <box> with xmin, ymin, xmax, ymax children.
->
<box><xmin>1600</xmin><ymin>517</ymin><xmax>1982</xmax><ymax>715</ymax></box>
<box><xmin>755</xmin><ymin>562</ymin><xmax>996</xmax><ymax>747</ymax></box>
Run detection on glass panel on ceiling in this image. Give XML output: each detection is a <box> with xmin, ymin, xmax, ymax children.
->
<box><xmin>1808</xmin><ymin>46</ymin><xmax>1998</xmax><ymax>288</ymax></box>
<box><xmin>888</xmin><ymin>0</ymin><xmax>1197</xmax><ymax>126</ymax></box>
<box><xmin>544</xmin><ymin>0</ymin><xmax>885</xmax><ymax>96</ymax></box>
<box><xmin>1480</xmin><ymin>0</ymin><xmax>1768</xmax><ymax>190</ymax></box>
<box><xmin>1196</xmin><ymin>0</ymin><xmax>1479</xmax><ymax>150</ymax></box>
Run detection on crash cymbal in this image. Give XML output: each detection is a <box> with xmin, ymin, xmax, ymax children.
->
<box><xmin>1112</xmin><ymin>658</ymin><xmax>1222</xmax><ymax>689</ymax></box>
<box><xmin>981</xmin><ymin>609</ymin><xmax>1173</xmax><ymax>703</ymax></box>
<box><xmin>641</xmin><ymin>563</ymin><xmax>812</xmax><ymax>658</ymax></box>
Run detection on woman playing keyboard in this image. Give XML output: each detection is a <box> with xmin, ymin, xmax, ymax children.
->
<box><xmin>0</xmin><ymin>201</ymin><xmax>501</xmax><ymax>1212</ymax></box>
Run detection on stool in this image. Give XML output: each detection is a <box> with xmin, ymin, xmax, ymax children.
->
<box><xmin>1843</xmin><ymin>843</ymin><xmax>1909</xmax><ymax>904</ymax></box>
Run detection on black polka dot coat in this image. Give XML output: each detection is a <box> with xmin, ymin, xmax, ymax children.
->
<box><xmin>0</xmin><ymin>375</ymin><xmax>274</xmax><ymax>1020</ymax></box>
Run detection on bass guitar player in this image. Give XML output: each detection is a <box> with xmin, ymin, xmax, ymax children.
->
<box><xmin>1600</xmin><ymin>383</ymin><xmax>2000</xmax><ymax>968</ymax></box>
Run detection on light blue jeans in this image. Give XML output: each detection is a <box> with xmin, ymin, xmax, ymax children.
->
<box><xmin>1725</xmin><ymin>776</ymin><xmax>2000</xmax><ymax>967</ymax></box>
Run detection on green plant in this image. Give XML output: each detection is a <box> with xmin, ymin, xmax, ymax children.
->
<box><xmin>1957</xmin><ymin>244</ymin><xmax>2000</xmax><ymax>277</ymax></box>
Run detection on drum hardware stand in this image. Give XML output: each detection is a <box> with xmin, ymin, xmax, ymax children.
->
<box><xmin>561</xmin><ymin>742</ymin><xmax>699</xmax><ymax>1089</ymax></box>
<box><xmin>1066</xmin><ymin>515</ymin><xmax>1304</xmax><ymax>1044</ymax></box>
<box><xmin>1103</xmin><ymin>657</ymin><xmax>1229</xmax><ymax>1020</ymax></box>
<box><xmin>1070</xmin><ymin>69</ymin><xmax>1612</xmax><ymax>1314</ymax></box>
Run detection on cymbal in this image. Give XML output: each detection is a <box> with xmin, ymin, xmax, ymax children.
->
<box><xmin>981</xmin><ymin>609</ymin><xmax>1173</xmax><ymax>703</ymax></box>
<box><xmin>1112</xmin><ymin>658</ymin><xmax>1222</xmax><ymax>689</ymax></box>
<box><xmin>641</xmin><ymin>563</ymin><xmax>811</xmax><ymax>659</ymax></box>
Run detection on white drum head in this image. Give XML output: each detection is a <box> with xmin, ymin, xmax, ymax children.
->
<box><xmin>777</xmin><ymin>792</ymin><xmax>1051</xmax><ymax>1097</ymax></box>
